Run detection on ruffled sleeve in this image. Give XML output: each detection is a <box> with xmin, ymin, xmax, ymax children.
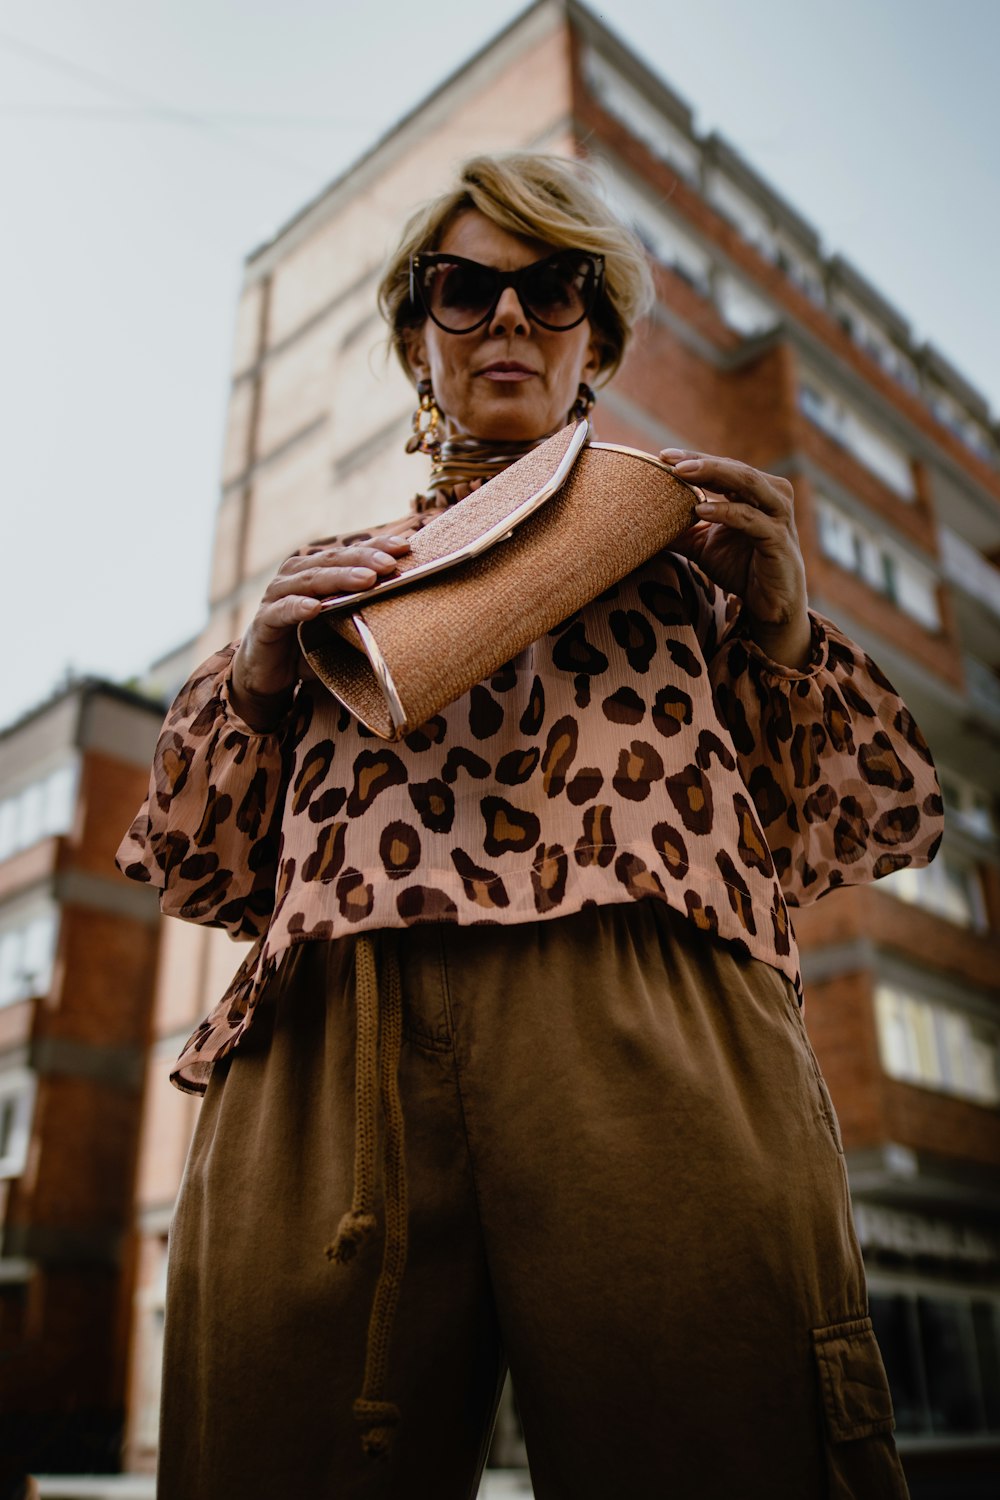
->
<box><xmin>708</xmin><ymin>604</ymin><xmax>944</xmax><ymax>907</ymax></box>
<box><xmin>116</xmin><ymin>643</ymin><xmax>292</xmax><ymax>938</ymax></box>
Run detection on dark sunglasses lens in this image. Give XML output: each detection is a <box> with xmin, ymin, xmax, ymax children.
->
<box><xmin>521</xmin><ymin>256</ymin><xmax>595</xmax><ymax>326</ymax></box>
<box><xmin>421</xmin><ymin>261</ymin><xmax>497</xmax><ymax>330</ymax></box>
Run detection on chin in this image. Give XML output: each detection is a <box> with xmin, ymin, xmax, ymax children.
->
<box><xmin>463</xmin><ymin>401</ymin><xmax>563</xmax><ymax>444</ymax></box>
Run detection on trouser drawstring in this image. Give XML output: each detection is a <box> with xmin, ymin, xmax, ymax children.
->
<box><xmin>325</xmin><ymin>933</ymin><xmax>408</xmax><ymax>1459</ymax></box>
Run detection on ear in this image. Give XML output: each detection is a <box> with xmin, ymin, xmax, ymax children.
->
<box><xmin>582</xmin><ymin>330</ymin><xmax>603</xmax><ymax>383</ymax></box>
<box><xmin>402</xmin><ymin>324</ymin><xmax>429</xmax><ymax>385</ymax></box>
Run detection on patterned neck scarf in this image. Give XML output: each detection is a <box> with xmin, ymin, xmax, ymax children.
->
<box><xmin>412</xmin><ymin>431</ymin><xmax>552</xmax><ymax>514</ymax></box>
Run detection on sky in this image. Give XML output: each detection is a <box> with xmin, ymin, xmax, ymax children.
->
<box><xmin>1</xmin><ymin>0</ymin><xmax>998</xmax><ymax>730</ymax></box>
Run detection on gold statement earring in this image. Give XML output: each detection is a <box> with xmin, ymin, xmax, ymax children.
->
<box><xmin>405</xmin><ymin>379</ymin><xmax>442</xmax><ymax>460</ymax></box>
<box><xmin>570</xmin><ymin>382</ymin><xmax>597</xmax><ymax>423</ymax></box>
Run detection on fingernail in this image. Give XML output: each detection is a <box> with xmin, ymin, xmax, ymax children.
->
<box><xmin>674</xmin><ymin>459</ymin><xmax>701</xmax><ymax>472</ymax></box>
<box><xmin>386</xmin><ymin>535</ymin><xmax>411</xmax><ymax>545</ymax></box>
<box><xmin>372</xmin><ymin>550</ymin><xmax>395</xmax><ymax>565</ymax></box>
<box><xmin>661</xmin><ymin>447</ymin><xmax>685</xmax><ymax>456</ymax></box>
<box><xmin>349</xmin><ymin>568</ymin><xmax>376</xmax><ymax>583</ymax></box>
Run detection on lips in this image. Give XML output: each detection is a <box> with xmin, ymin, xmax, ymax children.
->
<box><xmin>477</xmin><ymin>361</ymin><xmax>538</xmax><ymax>381</ymax></box>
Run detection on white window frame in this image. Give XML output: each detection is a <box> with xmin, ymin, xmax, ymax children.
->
<box><xmin>938</xmin><ymin>770</ymin><xmax>997</xmax><ymax>843</ymax></box>
<box><xmin>829</xmin><ymin>293</ymin><xmax>919</xmax><ymax>393</ymax></box>
<box><xmin>714</xmin><ymin>272</ymin><xmax>777</xmax><ymax>336</ymax></box>
<box><xmin>593</xmin><ymin>165</ymin><xmax>713</xmax><ymax>297</ymax></box>
<box><xmin>774</xmin><ymin>235</ymin><xmax>825</xmax><ymax>305</ymax></box>
<box><xmin>705</xmin><ymin>171</ymin><xmax>777</xmax><ymax>260</ymax></box>
<box><xmin>581</xmin><ymin>49</ymin><xmax>701</xmax><ymax>183</ymax></box>
<box><xmin>0</xmin><ymin>757</ymin><xmax>80</xmax><ymax>863</ymax></box>
<box><xmin>799</xmin><ymin>376</ymin><xmax>915</xmax><ymax>498</ymax></box>
<box><xmin>879</xmin><ymin>851</ymin><xmax>987</xmax><ymax>932</ymax></box>
<box><xmin>815</xmin><ymin>495</ymin><xmax>940</xmax><ymax>630</ymax></box>
<box><xmin>0</xmin><ymin>1068</ymin><xmax>36</xmax><ymax>1178</ymax></box>
<box><xmin>0</xmin><ymin>900</ymin><xmax>59</xmax><ymax>1008</ymax></box>
<box><xmin>874</xmin><ymin>985</ymin><xmax>1000</xmax><ymax>1107</ymax></box>
<box><xmin>927</xmin><ymin>383</ymin><xmax>996</xmax><ymax>463</ymax></box>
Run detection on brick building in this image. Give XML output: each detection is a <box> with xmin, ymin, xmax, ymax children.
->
<box><xmin>0</xmin><ymin>680</ymin><xmax>162</xmax><ymax>1483</ymax></box>
<box><xmin>124</xmin><ymin>2</ymin><xmax>1000</xmax><ymax>1491</ymax></box>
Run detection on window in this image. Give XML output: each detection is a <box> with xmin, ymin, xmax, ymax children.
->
<box><xmin>829</xmin><ymin>295</ymin><xmax>919</xmax><ymax>393</ymax></box>
<box><xmin>875</xmin><ymin>985</ymin><xmax>1000</xmax><ymax>1106</ymax></box>
<box><xmin>0</xmin><ymin>904</ymin><xmax>59</xmax><ymax>1007</ymax></box>
<box><xmin>0</xmin><ymin>800</ymin><xmax>17</xmax><ymax>859</ymax></box>
<box><xmin>927</xmin><ymin>384</ymin><xmax>996</xmax><ymax>463</ymax></box>
<box><xmin>869</xmin><ymin>1289</ymin><xmax>1000</xmax><ymax>1436</ymax></box>
<box><xmin>939</xmin><ymin>770</ymin><xmax>997</xmax><ymax>842</ymax></box>
<box><xmin>581</xmin><ymin>50</ymin><xmax>701</xmax><ymax>183</ymax></box>
<box><xmin>799</xmin><ymin>378</ymin><xmax>915</xmax><ymax>498</ymax></box>
<box><xmin>879</xmin><ymin>853</ymin><xmax>986</xmax><ymax>930</ymax></box>
<box><xmin>0</xmin><ymin>758</ymin><xmax>79</xmax><ymax>862</ymax></box>
<box><xmin>715</xmin><ymin>274</ymin><xmax>777</xmax><ymax>336</ymax></box>
<box><xmin>19</xmin><ymin>783</ymin><xmax>45</xmax><ymax>849</ymax></box>
<box><xmin>815</xmin><ymin>496</ymin><xmax>940</xmax><ymax>629</ymax></box>
<box><xmin>706</xmin><ymin>172</ymin><xmax>777</xmax><ymax>260</ymax></box>
<box><xmin>44</xmin><ymin>763</ymin><xmax>77</xmax><ymax>834</ymax></box>
<box><xmin>939</xmin><ymin>526</ymin><xmax>1000</xmax><ymax>619</ymax></box>
<box><xmin>964</xmin><ymin>655</ymin><xmax>1000</xmax><ymax>722</ymax></box>
<box><xmin>0</xmin><ymin>1069</ymin><xmax>36</xmax><ymax>1178</ymax></box>
<box><xmin>774</xmin><ymin>237</ymin><xmax>825</xmax><ymax>305</ymax></box>
<box><xmin>920</xmin><ymin>1299</ymin><xmax>988</xmax><ymax>1432</ymax></box>
<box><xmin>594</xmin><ymin>167</ymin><xmax>713</xmax><ymax>297</ymax></box>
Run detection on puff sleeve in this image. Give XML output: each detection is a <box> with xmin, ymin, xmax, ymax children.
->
<box><xmin>708</xmin><ymin>604</ymin><xmax>944</xmax><ymax>907</ymax></box>
<box><xmin>116</xmin><ymin>643</ymin><xmax>292</xmax><ymax>938</ymax></box>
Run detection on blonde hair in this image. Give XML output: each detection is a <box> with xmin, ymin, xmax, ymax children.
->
<box><xmin>378</xmin><ymin>152</ymin><xmax>654</xmax><ymax>384</ymax></box>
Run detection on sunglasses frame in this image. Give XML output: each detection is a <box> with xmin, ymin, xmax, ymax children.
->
<box><xmin>408</xmin><ymin>249</ymin><xmax>605</xmax><ymax>334</ymax></box>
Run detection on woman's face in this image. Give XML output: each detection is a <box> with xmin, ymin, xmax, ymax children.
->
<box><xmin>405</xmin><ymin>210</ymin><xmax>602</xmax><ymax>443</ymax></box>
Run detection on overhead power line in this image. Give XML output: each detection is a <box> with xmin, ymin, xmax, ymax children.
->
<box><xmin>0</xmin><ymin>103</ymin><xmax>376</xmax><ymax>128</ymax></box>
<box><xmin>0</xmin><ymin>29</ymin><xmax>372</xmax><ymax>177</ymax></box>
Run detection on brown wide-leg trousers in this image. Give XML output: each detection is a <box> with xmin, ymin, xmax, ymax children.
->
<box><xmin>160</xmin><ymin>902</ymin><xmax>909</xmax><ymax>1499</ymax></box>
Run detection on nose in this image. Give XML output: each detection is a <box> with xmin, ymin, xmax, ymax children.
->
<box><xmin>488</xmin><ymin>285</ymin><xmax>529</xmax><ymax>337</ymax></box>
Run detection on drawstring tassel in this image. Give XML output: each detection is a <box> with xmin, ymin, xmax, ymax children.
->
<box><xmin>353</xmin><ymin>1398</ymin><xmax>400</xmax><ymax>1459</ymax></box>
<box><xmin>326</xmin><ymin>933</ymin><xmax>409</xmax><ymax>1461</ymax></box>
<box><xmin>326</xmin><ymin>1209</ymin><xmax>376</xmax><ymax>1263</ymax></box>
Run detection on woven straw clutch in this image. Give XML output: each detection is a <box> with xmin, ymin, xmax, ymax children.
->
<box><xmin>298</xmin><ymin>419</ymin><xmax>705</xmax><ymax>740</ymax></box>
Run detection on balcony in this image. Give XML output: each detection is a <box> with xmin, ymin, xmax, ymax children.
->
<box><xmin>964</xmin><ymin>655</ymin><xmax>1000</xmax><ymax>729</ymax></box>
<box><xmin>940</xmin><ymin>527</ymin><xmax>1000</xmax><ymax>620</ymax></box>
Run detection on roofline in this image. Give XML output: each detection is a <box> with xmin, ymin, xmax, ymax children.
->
<box><xmin>233</xmin><ymin>0</ymin><xmax>997</xmax><ymax>435</ymax></box>
<box><xmin>702</xmin><ymin>131</ymin><xmax>821</xmax><ymax>255</ymax></box>
<box><xmin>0</xmin><ymin>676</ymin><xmax>165</xmax><ymax>746</ymax></box>
<box><xmin>245</xmin><ymin>0</ymin><xmax>560</xmax><ymax>268</ymax></box>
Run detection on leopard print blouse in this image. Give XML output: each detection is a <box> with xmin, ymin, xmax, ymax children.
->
<box><xmin>118</xmin><ymin>538</ymin><xmax>943</xmax><ymax>1095</ymax></box>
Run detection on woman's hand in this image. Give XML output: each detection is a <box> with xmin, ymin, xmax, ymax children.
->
<box><xmin>230</xmin><ymin>537</ymin><xmax>412</xmax><ymax>729</ymax></box>
<box><xmin>661</xmin><ymin>449</ymin><xmax>813</xmax><ymax>670</ymax></box>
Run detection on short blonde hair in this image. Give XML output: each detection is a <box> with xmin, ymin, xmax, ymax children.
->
<box><xmin>378</xmin><ymin>152</ymin><xmax>654</xmax><ymax>384</ymax></box>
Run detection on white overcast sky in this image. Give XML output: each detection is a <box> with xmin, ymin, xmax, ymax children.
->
<box><xmin>1</xmin><ymin>0</ymin><xmax>997</xmax><ymax>729</ymax></box>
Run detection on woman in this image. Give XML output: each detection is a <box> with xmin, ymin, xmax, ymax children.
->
<box><xmin>119</xmin><ymin>154</ymin><xmax>939</xmax><ymax>1499</ymax></box>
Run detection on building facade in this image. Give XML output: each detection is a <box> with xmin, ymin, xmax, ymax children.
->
<box><xmin>0</xmin><ymin>681</ymin><xmax>162</xmax><ymax>1485</ymax></box>
<box><xmin>124</xmin><ymin>2</ymin><xmax>1000</xmax><ymax>1490</ymax></box>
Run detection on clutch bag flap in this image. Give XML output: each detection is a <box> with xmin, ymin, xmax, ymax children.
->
<box><xmin>299</xmin><ymin>421</ymin><xmax>704</xmax><ymax>739</ymax></box>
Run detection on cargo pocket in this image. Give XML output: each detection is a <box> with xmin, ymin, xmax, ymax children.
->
<box><xmin>812</xmin><ymin>1317</ymin><xmax>910</xmax><ymax>1499</ymax></box>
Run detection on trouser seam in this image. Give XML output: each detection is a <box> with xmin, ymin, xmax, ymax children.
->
<box><xmin>435</xmin><ymin>929</ymin><xmax>510</xmax><ymax>1500</ymax></box>
<box><xmin>436</xmin><ymin>931</ymin><xmax>492</xmax><ymax>1238</ymax></box>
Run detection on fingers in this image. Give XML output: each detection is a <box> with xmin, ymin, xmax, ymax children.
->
<box><xmin>692</xmin><ymin>496</ymin><xmax>776</xmax><ymax>539</ymax></box>
<box><xmin>268</xmin><ymin>542</ymin><xmax>410</xmax><ymax>604</ymax></box>
<box><xmin>251</xmin><ymin>592</ymin><xmax>330</xmax><ymax>643</ymax></box>
<box><xmin>281</xmin><ymin>539</ymin><xmax>410</xmax><ymax>580</ymax></box>
<box><xmin>661</xmin><ymin>449</ymin><xmax>793</xmax><ymax>519</ymax></box>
